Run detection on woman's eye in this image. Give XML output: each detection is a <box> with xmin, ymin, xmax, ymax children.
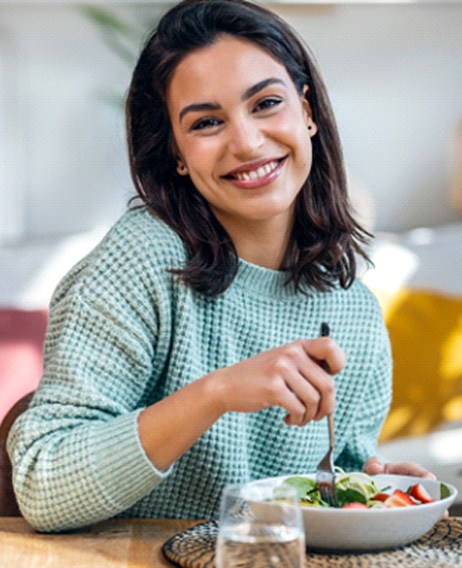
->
<box><xmin>191</xmin><ymin>117</ymin><xmax>222</xmax><ymax>131</ymax></box>
<box><xmin>254</xmin><ymin>97</ymin><xmax>282</xmax><ymax>112</ymax></box>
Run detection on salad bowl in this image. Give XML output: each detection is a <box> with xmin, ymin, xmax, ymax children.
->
<box><xmin>245</xmin><ymin>473</ymin><xmax>457</xmax><ymax>551</ymax></box>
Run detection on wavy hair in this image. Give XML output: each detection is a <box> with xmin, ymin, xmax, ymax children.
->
<box><xmin>126</xmin><ymin>0</ymin><xmax>371</xmax><ymax>296</ymax></box>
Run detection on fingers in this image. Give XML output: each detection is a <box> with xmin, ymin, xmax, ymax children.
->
<box><xmin>363</xmin><ymin>456</ymin><xmax>385</xmax><ymax>474</ymax></box>
<box><xmin>363</xmin><ymin>456</ymin><xmax>437</xmax><ymax>480</ymax></box>
<box><xmin>383</xmin><ymin>462</ymin><xmax>437</xmax><ymax>480</ymax></box>
<box><xmin>284</xmin><ymin>364</ymin><xmax>334</xmax><ymax>423</ymax></box>
<box><xmin>301</xmin><ymin>337</ymin><xmax>346</xmax><ymax>375</ymax></box>
<box><xmin>260</xmin><ymin>371</ymin><xmax>320</xmax><ymax>427</ymax></box>
<box><xmin>275</xmin><ymin>338</ymin><xmax>344</xmax><ymax>425</ymax></box>
<box><xmin>294</xmin><ymin>337</ymin><xmax>344</xmax><ymax>421</ymax></box>
<box><xmin>279</xmin><ymin>389</ymin><xmax>308</xmax><ymax>427</ymax></box>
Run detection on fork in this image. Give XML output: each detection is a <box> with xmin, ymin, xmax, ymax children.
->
<box><xmin>315</xmin><ymin>323</ymin><xmax>339</xmax><ymax>507</ymax></box>
<box><xmin>316</xmin><ymin>413</ymin><xmax>338</xmax><ymax>507</ymax></box>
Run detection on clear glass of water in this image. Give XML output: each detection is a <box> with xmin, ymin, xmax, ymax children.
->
<box><xmin>215</xmin><ymin>480</ymin><xmax>305</xmax><ymax>568</ymax></box>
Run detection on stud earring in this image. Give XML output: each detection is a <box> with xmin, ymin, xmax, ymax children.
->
<box><xmin>177</xmin><ymin>161</ymin><xmax>188</xmax><ymax>175</ymax></box>
<box><xmin>307</xmin><ymin>125</ymin><xmax>312</xmax><ymax>131</ymax></box>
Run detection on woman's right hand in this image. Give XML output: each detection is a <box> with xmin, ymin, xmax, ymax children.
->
<box><xmin>209</xmin><ymin>337</ymin><xmax>346</xmax><ymax>427</ymax></box>
<box><xmin>139</xmin><ymin>336</ymin><xmax>345</xmax><ymax>471</ymax></box>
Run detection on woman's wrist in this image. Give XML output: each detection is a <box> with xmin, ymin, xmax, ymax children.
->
<box><xmin>199</xmin><ymin>368</ymin><xmax>229</xmax><ymax>419</ymax></box>
<box><xmin>138</xmin><ymin>370</ymin><xmax>228</xmax><ymax>471</ymax></box>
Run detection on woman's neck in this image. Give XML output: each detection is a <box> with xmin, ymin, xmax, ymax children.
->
<box><xmin>224</xmin><ymin>217</ymin><xmax>293</xmax><ymax>270</ymax></box>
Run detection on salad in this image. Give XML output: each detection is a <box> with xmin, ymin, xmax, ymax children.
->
<box><xmin>282</xmin><ymin>470</ymin><xmax>449</xmax><ymax>509</ymax></box>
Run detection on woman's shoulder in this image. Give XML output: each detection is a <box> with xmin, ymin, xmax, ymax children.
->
<box><xmin>110</xmin><ymin>207</ymin><xmax>185</xmax><ymax>260</ymax></box>
<box><xmin>349</xmin><ymin>278</ymin><xmax>382</xmax><ymax>306</ymax></box>
<box><xmin>331</xmin><ymin>279</ymin><xmax>386</xmax><ymax>324</ymax></box>
<box><xmin>85</xmin><ymin>208</ymin><xmax>186</xmax><ymax>271</ymax></box>
<box><xmin>329</xmin><ymin>280</ymin><xmax>390</xmax><ymax>361</ymax></box>
<box><xmin>51</xmin><ymin>208</ymin><xmax>186</xmax><ymax>305</ymax></box>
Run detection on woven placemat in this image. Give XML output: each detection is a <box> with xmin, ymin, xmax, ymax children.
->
<box><xmin>162</xmin><ymin>518</ymin><xmax>462</xmax><ymax>567</ymax></box>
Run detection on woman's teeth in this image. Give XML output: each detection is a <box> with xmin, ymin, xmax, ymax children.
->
<box><xmin>234</xmin><ymin>160</ymin><xmax>279</xmax><ymax>181</ymax></box>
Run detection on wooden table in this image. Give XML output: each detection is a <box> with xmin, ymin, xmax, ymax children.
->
<box><xmin>1</xmin><ymin>516</ymin><xmax>461</xmax><ymax>567</ymax></box>
<box><xmin>0</xmin><ymin>517</ymin><xmax>199</xmax><ymax>567</ymax></box>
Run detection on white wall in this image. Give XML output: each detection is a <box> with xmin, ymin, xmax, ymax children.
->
<box><xmin>275</xmin><ymin>3</ymin><xmax>462</xmax><ymax>232</ymax></box>
<box><xmin>0</xmin><ymin>4</ymin><xmax>164</xmax><ymax>240</ymax></box>
<box><xmin>0</xmin><ymin>2</ymin><xmax>461</xmax><ymax>240</ymax></box>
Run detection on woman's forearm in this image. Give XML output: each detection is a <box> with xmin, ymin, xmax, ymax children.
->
<box><xmin>137</xmin><ymin>372</ymin><xmax>226</xmax><ymax>471</ymax></box>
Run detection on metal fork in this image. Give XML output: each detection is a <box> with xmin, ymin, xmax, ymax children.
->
<box><xmin>315</xmin><ymin>322</ymin><xmax>339</xmax><ymax>507</ymax></box>
<box><xmin>316</xmin><ymin>413</ymin><xmax>338</xmax><ymax>507</ymax></box>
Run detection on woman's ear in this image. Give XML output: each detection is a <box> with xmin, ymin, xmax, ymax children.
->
<box><xmin>302</xmin><ymin>85</ymin><xmax>318</xmax><ymax>137</ymax></box>
<box><xmin>173</xmin><ymin>143</ymin><xmax>189</xmax><ymax>176</ymax></box>
<box><xmin>177</xmin><ymin>159</ymin><xmax>189</xmax><ymax>176</ymax></box>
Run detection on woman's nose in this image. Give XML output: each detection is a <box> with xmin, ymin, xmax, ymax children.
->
<box><xmin>227</xmin><ymin>118</ymin><xmax>264</xmax><ymax>159</ymax></box>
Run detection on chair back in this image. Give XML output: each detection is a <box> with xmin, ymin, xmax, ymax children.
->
<box><xmin>0</xmin><ymin>392</ymin><xmax>34</xmax><ymax>516</ymax></box>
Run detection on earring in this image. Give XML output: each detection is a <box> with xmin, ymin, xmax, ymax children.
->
<box><xmin>307</xmin><ymin>125</ymin><xmax>312</xmax><ymax>131</ymax></box>
<box><xmin>177</xmin><ymin>161</ymin><xmax>188</xmax><ymax>175</ymax></box>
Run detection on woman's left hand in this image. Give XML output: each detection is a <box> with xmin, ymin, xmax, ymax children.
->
<box><xmin>364</xmin><ymin>456</ymin><xmax>449</xmax><ymax>518</ymax></box>
<box><xmin>363</xmin><ymin>456</ymin><xmax>436</xmax><ymax>480</ymax></box>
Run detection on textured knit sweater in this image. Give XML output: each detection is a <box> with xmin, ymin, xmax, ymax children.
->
<box><xmin>8</xmin><ymin>208</ymin><xmax>392</xmax><ymax>532</ymax></box>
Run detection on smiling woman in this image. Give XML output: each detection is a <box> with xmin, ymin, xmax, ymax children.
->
<box><xmin>166</xmin><ymin>36</ymin><xmax>316</xmax><ymax>269</ymax></box>
<box><xmin>7</xmin><ymin>0</ymin><xmax>434</xmax><ymax>534</ymax></box>
<box><xmin>125</xmin><ymin>0</ymin><xmax>365</xmax><ymax>297</ymax></box>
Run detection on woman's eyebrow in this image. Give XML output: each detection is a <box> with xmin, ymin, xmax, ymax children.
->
<box><xmin>178</xmin><ymin>78</ymin><xmax>286</xmax><ymax>123</ymax></box>
<box><xmin>179</xmin><ymin>102</ymin><xmax>220</xmax><ymax>122</ymax></box>
<box><xmin>242</xmin><ymin>77</ymin><xmax>285</xmax><ymax>101</ymax></box>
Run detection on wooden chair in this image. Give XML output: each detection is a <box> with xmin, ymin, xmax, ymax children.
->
<box><xmin>0</xmin><ymin>392</ymin><xmax>34</xmax><ymax>516</ymax></box>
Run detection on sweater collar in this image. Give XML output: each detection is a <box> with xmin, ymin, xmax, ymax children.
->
<box><xmin>233</xmin><ymin>258</ymin><xmax>301</xmax><ymax>299</ymax></box>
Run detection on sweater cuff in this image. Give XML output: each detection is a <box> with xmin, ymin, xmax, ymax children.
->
<box><xmin>90</xmin><ymin>409</ymin><xmax>173</xmax><ymax>511</ymax></box>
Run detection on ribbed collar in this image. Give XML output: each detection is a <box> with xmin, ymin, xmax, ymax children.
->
<box><xmin>232</xmin><ymin>258</ymin><xmax>304</xmax><ymax>299</ymax></box>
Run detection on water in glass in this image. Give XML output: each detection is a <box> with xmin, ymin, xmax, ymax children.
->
<box><xmin>215</xmin><ymin>481</ymin><xmax>305</xmax><ymax>568</ymax></box>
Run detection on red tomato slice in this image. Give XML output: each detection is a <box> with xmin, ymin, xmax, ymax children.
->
<box><xmin>341</xmin><ymin>502</ymin><xmax>369</xmax><ymax>509</ymax></box>
<box><xmin>409</xmin><ymin>483</ymin><xmax>433</xmax><ymax>504</ymax></box>
<box><xmin>372</xmin><ymin>492</ymin><xmax>390</xmax><ymax>502</ymax></box>
<box><xmin>384</xmin><ymin>489</ymin><xmax>415</xmax><ymax>508</ymax></box>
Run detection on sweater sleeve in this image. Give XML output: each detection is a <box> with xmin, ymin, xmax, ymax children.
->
<box><xmin>335</xmin><ymin>318</ymin><xmax>393</xmax><ymax>472</ymax></box>
<box><xmin>7</xmin><ymin>217</ymin><xmax>176</xmax><ymax>532</ymax></box>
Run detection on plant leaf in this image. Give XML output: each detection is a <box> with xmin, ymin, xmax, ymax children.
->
<box><xmin>440</xmin><ymin>483</ymin><xmax>450</xmax><ymax>500</ymax></box>
<box><xmin>282</xmin><ymin>477</ymin><xmax>317</xmax><ymax>499</ymax></box>
<box><xmin>80</xmin><ymin>6</ymin><xmax>139</xmax><ymax>39</ymax></box>
<box><xmin>337</xmin><ymin>487</ymin><xmax>368</xmax><ymax>506</ymax></box>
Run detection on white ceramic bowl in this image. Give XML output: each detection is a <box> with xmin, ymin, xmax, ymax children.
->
<box><xmin>246</xmin><ymin>474</ymin><xmax>457</xmax><ymax>551</ymax></box>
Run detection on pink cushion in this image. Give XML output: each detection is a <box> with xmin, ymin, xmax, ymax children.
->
<box><xmin>0</xmin><ymin>309</ymin><xmax>48</xmax><ymax>424</ymax></box>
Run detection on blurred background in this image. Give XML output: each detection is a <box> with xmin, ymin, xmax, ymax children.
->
<box><xmin>1</xmin><ymin>0</ymin><xmax>461</xmax><ymax>505</ymax></box>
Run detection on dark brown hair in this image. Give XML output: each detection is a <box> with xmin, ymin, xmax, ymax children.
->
<box><xmin>126</xmin><ymin>0</ymin><xmax>371</xmax><ymax>296</ymax></box>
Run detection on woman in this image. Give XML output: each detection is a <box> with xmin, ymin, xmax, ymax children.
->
<box><xmin>8</xmin><ymin>0</ymin><xmax>432</xmax><ymax>533</ymax></box>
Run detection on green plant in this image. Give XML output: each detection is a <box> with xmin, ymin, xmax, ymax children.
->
<box><xmin>80</xmin><ymin>6</ymin><xmax>144</xmax><ymax>66</ymax></box>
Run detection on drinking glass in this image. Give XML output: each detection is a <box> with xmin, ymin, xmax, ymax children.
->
<box><xmin>215</xmin><ymin>480</ymin><xmax>305</xmax><ymax>568</ymax></box>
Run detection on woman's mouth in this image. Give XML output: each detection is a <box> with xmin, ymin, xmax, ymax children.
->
<box><xmin>223</xmin><ymin>157</ymin><xmax>286</xmax><ymax>188</ymax></box>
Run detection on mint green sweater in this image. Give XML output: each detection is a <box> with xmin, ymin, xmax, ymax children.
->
<box><xmin>8</xmin><ymin>208</ymin><xmax>392</xmax><ymax>532</ymax></box>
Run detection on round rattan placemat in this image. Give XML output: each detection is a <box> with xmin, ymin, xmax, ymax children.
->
<box><xmin>162</xmin><ymin>518</ymin><xmax>462</xmax><ymax>567</ymax></box>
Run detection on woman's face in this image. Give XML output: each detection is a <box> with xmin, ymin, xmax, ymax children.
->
<box><xmin>166</xmin><ymin>35</ymin><xmax>317</xmax><ymax>237</ymax></box>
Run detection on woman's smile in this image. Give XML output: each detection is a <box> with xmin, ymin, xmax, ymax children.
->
<box><xmin>222</xmin><ymin>157</ymin><xmax>287</xmax><ymax>188</ymax></box>
<box><xmin>166</xmin><ymin>35</ymin><xmax>318</xmax><ymax>246</ymax></box>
